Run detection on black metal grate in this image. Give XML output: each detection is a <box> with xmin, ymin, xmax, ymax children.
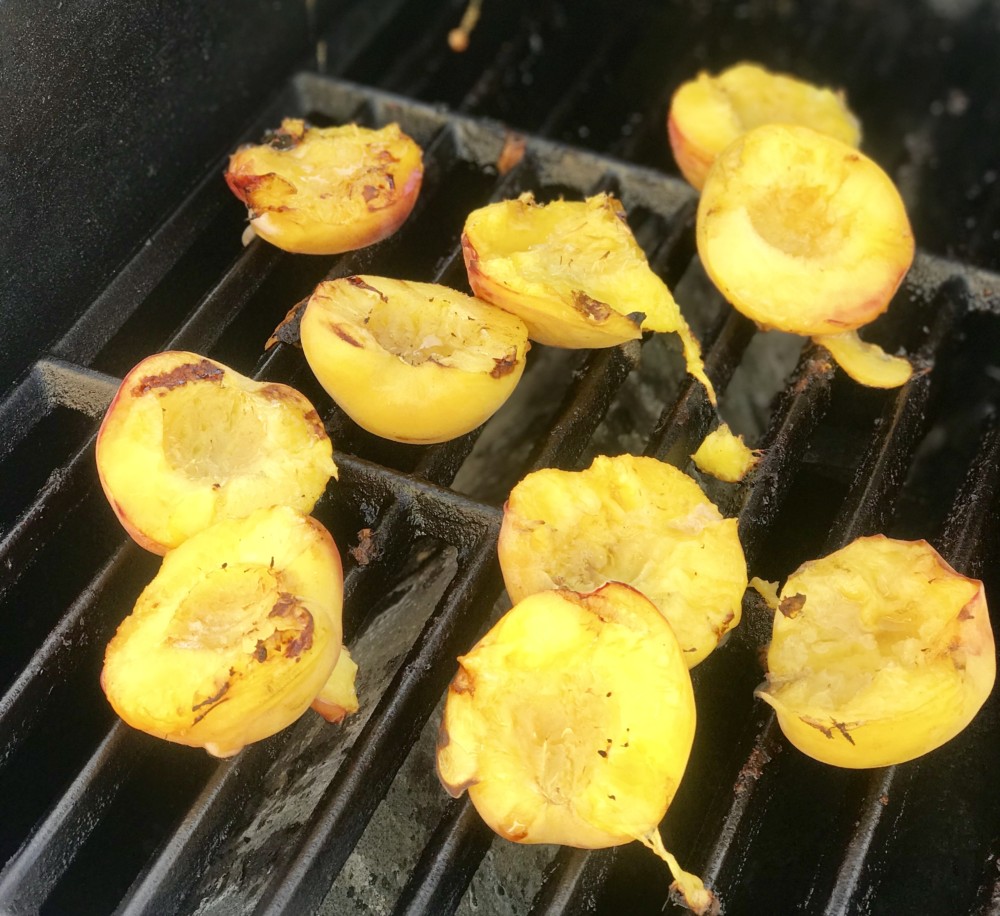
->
<box><xmin>3</xmin><ymin>54</ymin><xmax>1000</xmax><ymax>916</ymax></box>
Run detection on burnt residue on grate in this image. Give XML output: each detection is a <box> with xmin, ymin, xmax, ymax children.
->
<box><xmin>2</xmin><ymin>53</ymin><xmax>1000</xmax><ymax>916</ymax></box>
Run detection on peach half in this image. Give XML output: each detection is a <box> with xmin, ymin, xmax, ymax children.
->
<box><xmin>756</xmin><ymin>536</ymin><xmax>995</xmax><ymax>769</ymax></box>
<box><xmin>498</xmin><ymin>454</ymin><xmax>747</xmax><ymax>667</ymax></box>
<box><xmin>101</xmin><ymin>506</ymin><xmax>344</xmax><ymax>757</ymax></box>
<box><xmin>436</xmin><ymin>583</ymin><xmax>716</xmax><ymax>913</ymax></box>
<box><xmin>462</xmin><ymin>193</ymin><xmax>714</xmax><ymax>396</ymax></box>
<box><xmin>697</xmin><ymin>124</ymin><xmax>914</xmax><ymax>339</ymax></box>
<box><xmin>668</xmin><ymin>62</ymin><xmax>861</xmax><ymax>190</ymax></box>
<box><xmin>300</xmin><ymin>275</ymin><xmax>529</xmax><ymax>444</ymax></box>
<box><xmin>96</xmin><ymin>350</ymin><xmax>337</xmax><ymax>555</ymax></box>
<box><xmin>225</xmin><ymin>118</ymin><xmax>423</xmax><ymax>255</ymax></box>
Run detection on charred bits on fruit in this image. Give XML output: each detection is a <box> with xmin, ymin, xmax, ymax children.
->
<box><xmin>133</xmin><ymin>358</ymin><xmax>224</xmax><ymax>396</ymax></box>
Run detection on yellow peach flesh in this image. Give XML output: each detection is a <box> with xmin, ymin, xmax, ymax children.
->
<box><xmin>225</xmin><ymin>119</ymin><xmax>423</xmax><ymax>255</ymax></box>
<box><xmin>96</xmin><ymin>351</ymin><xmax>337</xmax><ymax>555</ymax></box>
<box><xmin>498</xmin><ymin>454</ymin><xmax>747</xmax><ymax>666</ymax></box>
<box><xmin>463</xmin><ymin>192</ymin><xmax>715</xmax><ymax>401</ymax></box>
<box><xmin>756</xmin><ymin>536</ymin><xmax>995</xmax><ymax>768</ymax></box>
<box><xmin>300</xmin><ymin>275</ymin><xmax>529</xmax><ymax>444</ymax></box>
<box><xmin>436</xmin><ymin>583</ymin><xmax>716</xmax><ymax>912</ymax></box>
<box><xmin>690</xmin><ymin>423</ymin><xmax>760</xmax><ymax>483</ymax></box>
<box><xmin>101</xmin><ymin>506</ymin><xmax>344</xmax><ymax>757</ymax></box>
<box><xmin>815</xmin><ymin>330</ymin><xmax>914</xmax><ymax>389</ymax></box>
<box><xmin>436</xmin><ymin>584</ymin><xmax>695</xmax><ymax>845</ymax></box>
<box><xmin>697</xmin><ymin>124</ymin><xmax>914</xmax><ymax>337</ymax></box>
<box><xmin>311</xmin><ymin>646</ymin><xmax>360</xmax><ymax>723</ymax></box>
<box><xmin>668</xmin><ymin>62</ymin><xmax>860</xmax><ymax>190</ymax></box>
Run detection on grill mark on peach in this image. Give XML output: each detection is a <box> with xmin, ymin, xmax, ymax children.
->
<box><xmin>269</xmin><ymin>593</ymin><xmax>314</xmax><ymax>658</ymax></box>
<box><xmin>346</xmin><ymin>276</ymin><xmax>389</xmax><ymax>302</ymax></box>
<box><xmin>329</xmin><ymin>323</ymin><xmax>364</xmax><ymax>348</ymax></box>
<box><xmin>572</xmin><ymin>290</ymin><xmax>612</xmax><ymax>322</ymax></box>
<box><xmin>833</xmin><ymin>721</ymin><xmax>856</xmax><ymax>745</ymax></box>
<box><xmin>257</xmin><ymin>383</ymin><xmax>299</xmax><ymax>404</ymax></box>
<box><xmin>133</xmin><ymin>358</ymin><xmax>224</xmax><ymax>396</ymax></box>
<box><xmin>191</xmin><ymin>680</ymin><xmax>231</xmax><ymax>721</ymax></box>
<box><xmin>490</xmin><ymin>351</ymin><xmax>519</xmax><ymax>378</ymax></box>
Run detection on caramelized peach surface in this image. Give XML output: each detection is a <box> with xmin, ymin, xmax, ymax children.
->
<box><xmin>756</xmin><ymin>536</ymin><xmax>995</xmax><ymax>768</ymax></box>
<box><xmin>498</xmin><ymin>454</ymin><xmax>747</xmax><ymax>667</ymax></box>
<box><xmin>225</xmin><ymin>119</ymin><xmax>423</xmax><ymax>255</ymax></box>
<box><xmin>102</xmin><ymin>506</ymin><xmax>344</xmax><ymax>757</ymax></box>
<box><xmin>668</xmin><ymin>62</ymin><xmax>860</xmax><ymax>190</ymax></box>
<box><xmin>436</xmin><ymin>584</ymin><xmax>716</xmax><ymax>912</ymax></box>
<box><xmin>697</xmin><ymin>124</ymin><xmax>914</xmax><ymax>338</ymax></box>
<box><xmin>96</xmin><ymin>350</ymin><xmax>337</xmax><ymax>555</ymax></box>
<box><xmin>300</xmin><ymin>275</ymin><xmax>529</xmax><ymax>444</ymax></box>
<box><xmin>462</xmin><ymin>193</ymin><xmax>714</xmax><ymax>398</ymax></box>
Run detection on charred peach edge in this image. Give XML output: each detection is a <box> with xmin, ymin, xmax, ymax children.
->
<box><xmin>461</xmin><ymin>232</ymin><xmax>644</xmax><ymax>349</ymax></box>
<box><xmin>226</xmin><ymin>121</ymin><xmax>424</xmax><ymax>256</ymax></box>
<box><xmin>96</xmin><ymin>350</ymin><xmax>335</xmax><ymax>555</ymax></box>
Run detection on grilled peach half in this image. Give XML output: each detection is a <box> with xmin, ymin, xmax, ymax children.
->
<box><xmin>101</xmin><ymin>506</ymin><xmax>345</xmax><ymax>757</ymax></box>
<box><xmin>300</xmin><ymin>275</ymin><xmax>529</xmax><ymax>444</ymax></box>
<box><xmin>462</xmin><ymin>193</ymin><xmax>713</xmax><ymax>397</ymax></box>
<box><xmin>96</xmin><ymin>351</ymin><xmax>337</xmax><ymax>555</ymax></box>
<box><xmin>436</xmin><ymin>583</ymin><xmax>716</xmax><ymax>913</ymax></box>
<box><xmin>756</xmin><ymin>536</ymin><xmax>995</xmax><ymax>769</ymax></box>
<box><xmin>225</xmin><ymin>118</ymin><xmax>423</xmax><ymax>255</ymax></box>
<box><xmin>697</xmin><ymin>124</ymin><xmax>914</xmax><ymax>339</ymax></box>
<box><xmin>668</xmin><ymin>62</ymin><xmax>860</xmax><ymax>190</ymax></box>
<box><xmin>498</xmin><ymin>454</ymin><xmax>747</xmax><ymax>667</ymax></box>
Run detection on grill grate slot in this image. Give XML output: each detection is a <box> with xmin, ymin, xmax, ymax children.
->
<box><xmin>2</xmin><ymin>61</ymin><xmax>1000</xmax><ymax>916</ymax></box>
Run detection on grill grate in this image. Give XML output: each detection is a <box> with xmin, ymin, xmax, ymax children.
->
<box><xmin>3</xmin><ymin>58</ymin><xmax>1000</xmax><ymax>916</ymax></box>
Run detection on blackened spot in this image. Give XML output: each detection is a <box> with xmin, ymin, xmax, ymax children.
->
<box><xmin>347</xmin><ymin>276</ymin><xmax>389</xmax><ymax>302</ymax></box>
<box><xmin>133</xmin><ymin>359</ymin><xmax>224</xmax><ymax>396</ymax></box>
<box><xmin>192</xmin><ymin>680</ymin><xmax>231</xmax><ymax>714</ymax></box>
<box><xmin>801</xmin><ymin>717</ymin><xmax>835</xmax><ymax>740</ymax></box>
<box><xmin>269</xmin><ymin>593</ymin><xmax>315</xmax><ymax>658</ymax></box>
<box><xmin>597</xmin><ymin>749</ymin><xmax>608</xmax><ymax>758</ymax></box>
<box><xmin>263</xmin><ymin>130</ymin><xmax>299</xmax><ymax>151</ymax></box>
<box><xmin>332</xmin><ymin>324</ymin><xmax>364</xmax><ymax>348</ymax></box>
<box><xmin>833</xmin><ymin>721</ymin><xmax>856</xmax><ymax>745</ymax></box>
<box><xmin>266</xmin><ymin>297</ymin><xmax>308</xmax><ymax>350</ymax></box>
<box><xmin>254</xmin><ymin>641</ymin><xmax>268</xmax><ymax>663</ymax></box>
<box><xmin>779</xmin><ymin>594</ymin><xmax>806</xmax><ymax>618</ymax></box>
<box><xmin>490</xmin><ymin>351</ymin><xmax>519</xmax><ymax>378</ymax></box>
<box><xmin>571</xmin><ymin>290</ymin><xmax>612</xmax><ymax>322</ymax></box>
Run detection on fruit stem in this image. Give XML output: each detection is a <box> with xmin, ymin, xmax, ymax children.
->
<box><xmin>640</xmin><ymin>829</ymin><xmax>720</xmax><ymax>915</ymax></box>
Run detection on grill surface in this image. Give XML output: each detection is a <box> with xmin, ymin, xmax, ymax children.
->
<box><xmin>3</xmin><ymin>2</ymin><xmax>1000</xmax><ymax>914</ymax></box>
